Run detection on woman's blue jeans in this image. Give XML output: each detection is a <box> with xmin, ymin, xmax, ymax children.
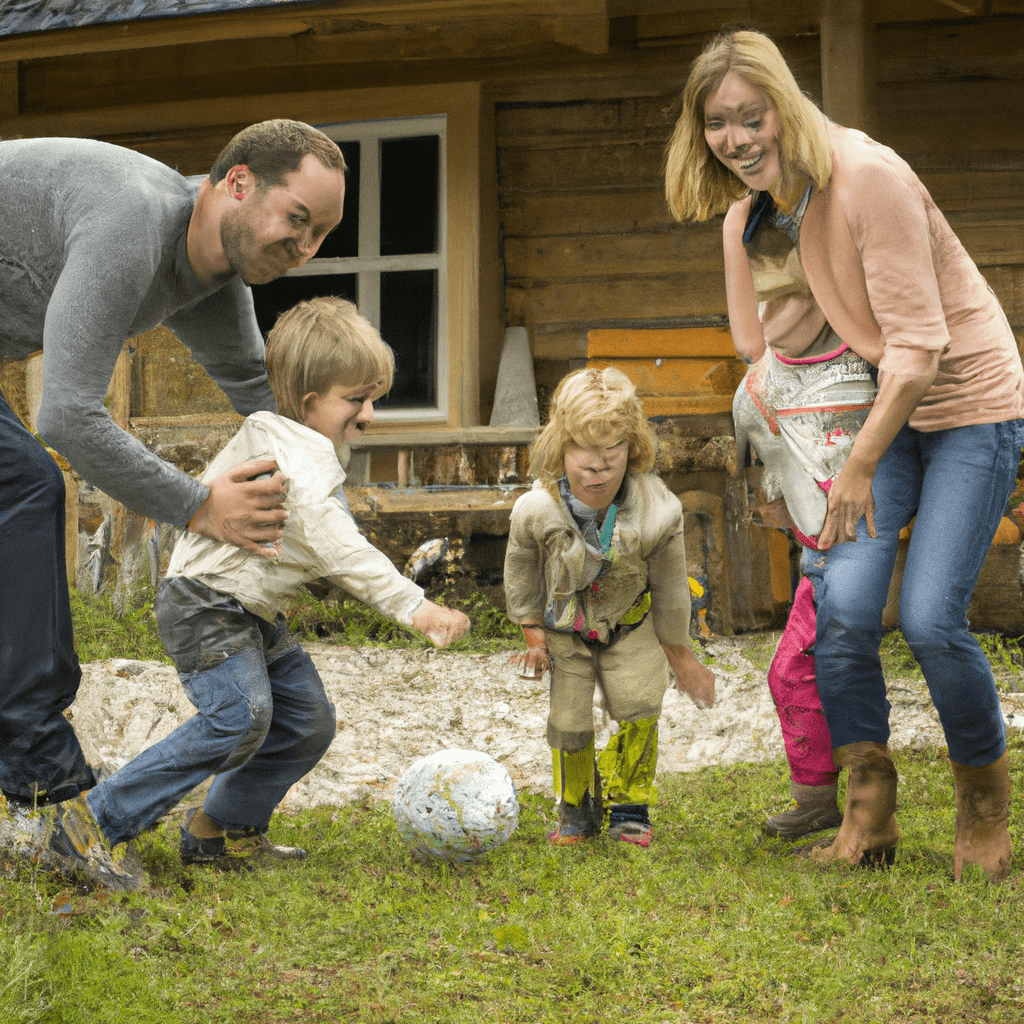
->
<box><xmin>87</xmin><ymin>582</ymin><xmax>336</xmax><ymax>846</ymax></box>
<box><xmin>802</xmin><ymin>418</ymin><xmax>1024</xmax><ymax>767</ymax></box>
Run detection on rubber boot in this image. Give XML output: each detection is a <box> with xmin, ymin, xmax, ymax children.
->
<box><xmin>764</xmin><ymin>781</ymin><xmax>843</xmax><ymax>841</ymax></box>
<box><xmin>549</xmin><ymin>742</ymin><xmax>602</xmax><ymax>845</ymax></box>
<box><xmin>950</xmin><ymin>752</ymin><xmax>1012</xmax><ymax>882</ymax></box>
<box><xmin>808</xmin><ymin>742</ymin><xmax>898</xmax><ymax>868</ymax></box>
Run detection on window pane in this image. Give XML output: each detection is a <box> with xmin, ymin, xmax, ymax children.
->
<box><xmin>380</xmin><ymin>136</ymin><xmax>439</xmax><ymax>256</ymax></box>
<box><xmin>315</xmin><ymin>140</ymin><xmax>360</xmax><ymax>260</ymax></box>
<box><xmin>377</xmin><ymin>269</ymin><xmax>436</xmax><ymax>407</ymax></box>
<box><xmin>251</xmin><ymin>274</ymin><xmax>358</xmax><ymax>339</ymax></box>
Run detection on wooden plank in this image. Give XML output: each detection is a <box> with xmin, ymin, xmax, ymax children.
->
<box><xmin>495</xmin><ymin>93</ymin><xmax>678</xmax><ymax>142</ymax></box>
<box><xmin>869</xmin><ymin>0</ymin><xmax>993</xmax><ymax>22</ymax></box>
<box><xmin>0</xmin><ymin>78</ymin><xmax>469</xmax><ymax>142</ymax></box>
<box><xmin>877</xmin><ymin>18</ymin><xmax>1024</xmax><ymax>83</ymax></box>
<box><xmin>505</xmin><ymin>272</ymin><xmax>729</xmax><ymax>324</ymax></box>
<box><xmin>0</xmin><ymin>0</ymin><xmax>609</xmax><ymax>61</ymax></box>
<box><xmin>587</xmin><ymin>355</ymin><xmax>748</xmax><ymax>404</ymax></box>
<box><xmin>634</xmin><ymin>2</ymin><xmax>821</xmax><ymax>40</ymax></box>
<box><xmin>0</xmin><ymin>62</ymin><xmax>17</xmax><ymax>119</ymax></box>
<box><xmin>499</xmin><ymin>139</ymin><xmax>671</xmax><ymax>190</ymax></box>
<box><xmin>874</xmin><ymin>80</ymin><xmax>1024</xmax><ymax>155</ymax></box>
<box><xmin>587</xmin><ymin>327</ymin><xmax>736</xmax><ymax>358</ymax></box>
<box><xmin>503</xmin><ymin>228</ymin><xmax>725</xmax><ymax>279</ymax></box>
<box><xmin>611</xmin><ymin>393</ymin><xmax>735</xmax><ymax>416</ymax></box>
<box><xmin>985</xmin><ymin>266</ymin><xmax>1024</xmax><ymax>324</ymax></box>
<box><xmin>21</xmin><ymin>23</ymin><xmax>613</xmax><ymax>114</ymax></box>
<box><xmin>919</xmin><ymin>170</ymin><xmax>1024</xmax><ymax>213</ymax></box>
<box><xmin>820</xmin><ymin>0</ymin><xmax>871</xmax><ymax>133</ymax></box>
<box><xmin>501</xmin><ymin>188</ymin><xmax>681</xmax><ymax>236</ymax></box>
<box><xmin>954</xmin><ymin>219</ymin><xmax>1024</xmax><ymax>266</ymax></box>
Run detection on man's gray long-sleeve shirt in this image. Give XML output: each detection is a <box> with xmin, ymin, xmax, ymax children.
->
<box><xmin>0</xmin><ymin>136</ymin><xmax>275</xmax><ymax>526</ymax></box>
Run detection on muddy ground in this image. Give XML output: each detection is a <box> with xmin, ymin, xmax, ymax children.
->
<box><xmin>69</xmin><ymin>634</ymin><xmax>1024</xmax><ymax>814</ymax></box>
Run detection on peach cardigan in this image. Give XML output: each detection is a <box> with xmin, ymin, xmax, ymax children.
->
<box><xmin>724</xmin><ymin>121</ymin><xmax>1024</xmax><ymax>432</ymax></box>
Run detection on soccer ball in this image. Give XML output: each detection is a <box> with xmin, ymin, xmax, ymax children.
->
<box><xmin>392</xmin><ymin>748</ymin><xmax>519</xmax><ymax>862</ymax></box>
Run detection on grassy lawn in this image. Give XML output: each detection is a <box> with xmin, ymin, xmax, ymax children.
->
<box><xmin>4</xmin><ymin>589</ymin><xmax>1020</xmax><ymax>1023</ymax></box>
<box><xmin>4</xmin><ymin>740</ymin><xmax>1024</xmax><ymax>1024</ymax></box>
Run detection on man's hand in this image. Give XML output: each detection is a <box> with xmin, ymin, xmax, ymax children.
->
<box><xmin>188</xmin><ymin>458</ymin><xmax>289</xmax><ymax>558</ymax></box>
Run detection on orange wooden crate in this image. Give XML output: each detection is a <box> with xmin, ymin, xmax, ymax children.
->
<box><xmin>586</xmin><ymin>327</ymin><xmax>746</xmax><ymax>417</ymax></box>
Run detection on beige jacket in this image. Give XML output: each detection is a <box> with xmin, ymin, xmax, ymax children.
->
<box><xmin>724</xmin><ymin>121</ymin><xmax>1024</xmax><ymax>432</ymax></box>
<box><xmin>503</xmin><ymin>473</ymin><xmax>692</xmax><ymax>647</ymax></box>
<box><xmin>166</xmin><ymin>411</ymin><xmax>424</xmax><ymax>625</ymax></box>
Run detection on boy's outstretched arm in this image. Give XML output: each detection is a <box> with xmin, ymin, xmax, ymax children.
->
<box><xmin>411</xmin><ymin>599</ymin><xmax>470</xmax><ymax>648</ymax></box>
<box><xmin>509</xmin><ymin>624</ymin><xmax>550</xmax><ymax>678</ymax></box>
<box><xmin>662</xmin><ymin>643</ymin><xmax>716</xmax><ymax>709</ymax></box>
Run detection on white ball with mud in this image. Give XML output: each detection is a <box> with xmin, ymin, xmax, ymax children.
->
<box><xmin>392</xmin><ymin>748</ymin><xmax>519</xmax><ymax>862</ymax></box>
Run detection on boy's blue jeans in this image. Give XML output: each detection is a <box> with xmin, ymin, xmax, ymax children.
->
<box><xmin>803</xmin><ymin>418</ymin><xmax>1024</xmax><ymax>767</ymax></box>
<box><xmin>87</xmin><ymin>579</ymin><xmax>336</xmax><ymax>847</ymax></box>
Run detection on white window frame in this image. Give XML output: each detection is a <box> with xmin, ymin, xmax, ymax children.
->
<box><xmin>287</xmin><ymin>114</ymin><xmax>449</xmax><ymax>423</ymax></box>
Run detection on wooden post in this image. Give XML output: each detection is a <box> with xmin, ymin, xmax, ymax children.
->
<box><xmin>819</xmin><ymin>0</ymin><xmax>873</xmax><ymax>134</ymax></box>
<box><xmin>0</xmin><ymin>62</ymin><xmax>17</xmax><ymax>120</ymax></box>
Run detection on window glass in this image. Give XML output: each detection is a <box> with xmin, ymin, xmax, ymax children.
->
<box><xmin>314</xmin><ymin>140</ymin><xmax>360</xmax><ymax>260</ymax></box>
<box><xmin>252</xmin><ymin>274</ymin><xmax>358</xmax><ymax>339</ymax></box>
<box><xmin>250</xmin><ymin>116</ymin><xmax>445</xmax><ymax>418</ymax></box>
<box><xmin>380</xmin><ymin>136</ymin><xmax>438</xmax><ymax>256</ymax></box>
<box><xmin>378</xmin><ymin>269</ymin><xmax>437</xmax><ymax>408</ymax></box>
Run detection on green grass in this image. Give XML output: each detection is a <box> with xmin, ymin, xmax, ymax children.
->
<box><xmin>48</xmin><ymin>587</ymin><xmax>1024</xmax><ymax>1021</ymax></box>
<box><xmin>4</xmin><ymin>740</ymin><xmax>1024</xmax><ymax>1023</ymax></box>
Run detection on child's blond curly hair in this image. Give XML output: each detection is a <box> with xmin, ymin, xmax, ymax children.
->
<box><xmin>265</xmin><ymin>296</ymin><xmax>394</xmax><ymax>423</ymax></box>
<box><xmin>529</xmin><ymin>367</ymin><xmax>656</xmax><ymax>488</ymax></box>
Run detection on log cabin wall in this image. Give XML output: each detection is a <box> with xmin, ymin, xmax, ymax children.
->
<box><xmin>1</xmin><ymin>0</ymin><xmax>1022</xmax><ymax>631</ymax></box>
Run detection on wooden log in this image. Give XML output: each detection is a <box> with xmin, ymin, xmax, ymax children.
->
<box><xmin>503</xmin><ymin>228</ymin><xmax>725</xmax><ymax>279</ymax></box>
<box><xmin>504</xmin><ymin>272</ymin><xmax>728</xmax><ymax>326</ymax></box>
<box><xmin>820</xmin><ymin>0</ymin><xmax>872</xmax><ymax>133</ymax></box>
<box><xmin>501</xmin><ymin>188</ymin><xmax>690</xmax><ymax>237</ymax></box>
<box><xmin>0</xmin><ymin>61</ymin><xmax>17</xmax><ymax>119</ymax></box>
<box><xmin>587</xmin><ymin>326</ymin><xmax>737</xmax><ymax>357</ymax></box>
<box><xmin>498</xmin><ymin>139</ymin><xmax>671</xmax><ymax>189</ymax></box>
<box><xmin>875</xmin><ymin>80</ymin><xmax>1024</xmax><ymax>156</ymax></box>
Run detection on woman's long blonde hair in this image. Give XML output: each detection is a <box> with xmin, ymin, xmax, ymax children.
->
<box><xmin>529</xmin><ymin>367</ymin><xmax>656</xmax><ymax>493</ymax></box>
<box><xmin>664</xmin><ymin>29</ymin><xmax>832</xmax><ymax>223</ymax></box>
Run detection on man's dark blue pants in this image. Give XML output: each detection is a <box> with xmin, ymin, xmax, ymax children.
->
<box><xmin>0</xmin><ymin>391</ymin><xmax>94</xmax><ymax>805</ymax></box>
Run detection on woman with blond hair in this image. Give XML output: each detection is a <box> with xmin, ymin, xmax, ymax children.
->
<box><xmin>666</xmin><ymin>29</ymin><xmax>1024</xmax><ymax>879</ymax></box>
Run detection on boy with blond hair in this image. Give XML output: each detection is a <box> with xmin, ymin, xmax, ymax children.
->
<box><xmin>5</xmin><ymin>297</ymin><xmax>468</xmax><ymax>888</ymax></box>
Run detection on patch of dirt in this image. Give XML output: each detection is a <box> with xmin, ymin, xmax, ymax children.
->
<box><xmin>70</xmin><ymin>635</ymin><xmax>1024</xmax><ymax>814</ymax></box>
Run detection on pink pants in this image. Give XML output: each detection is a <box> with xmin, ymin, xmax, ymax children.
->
<box><xmin>767</xmin><ymin>575</ymin><xmax>838</xmax><ymax>787</ymax></box>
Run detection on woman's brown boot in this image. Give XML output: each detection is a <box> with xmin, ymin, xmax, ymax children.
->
<box><xmin>808</xmin><ymin>742</ymin><xmax>898</xmax><ymax>868</ymax></box>
<box><xmin>950</xmin><ymin>752</ymin><xmax>1012</xmax><ymax>882</ymax></box>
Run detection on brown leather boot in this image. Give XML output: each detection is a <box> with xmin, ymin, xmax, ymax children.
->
<box><xmin>808</xmin><ymin>742</ymin><xmax>898</xmax><ymax>868</ymax></box>
<box><xmin>950</xmin><ymin>752</ymin><xmax>1012</xmax><ymax>882</ymax></box>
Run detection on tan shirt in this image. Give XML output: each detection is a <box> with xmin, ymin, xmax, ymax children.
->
<box><xmin>724</xmin><ymin>121</ymin><xmax>1024</xmax><ymax>432</ymax></box>
<box><xmin>167</xmin><ymin>411</ymin><xmax>424</xmax><ymax>625</ymax></box>
<box><xmin>503</xmin><ymin>473</ymin><xmax>692</xmax><ymax>647</ymax></box>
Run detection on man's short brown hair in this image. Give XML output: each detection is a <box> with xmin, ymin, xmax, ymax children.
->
<box><xmin>210</xmin><ymin>119</ymin><xmax>346</xmax><ymax>189</ymax></box>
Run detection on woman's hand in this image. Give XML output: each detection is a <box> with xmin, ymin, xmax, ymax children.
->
<box><xmin>817</xmin><ymin>458</ymin><xmax>876</xmax><ymax>549</ymax></box>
